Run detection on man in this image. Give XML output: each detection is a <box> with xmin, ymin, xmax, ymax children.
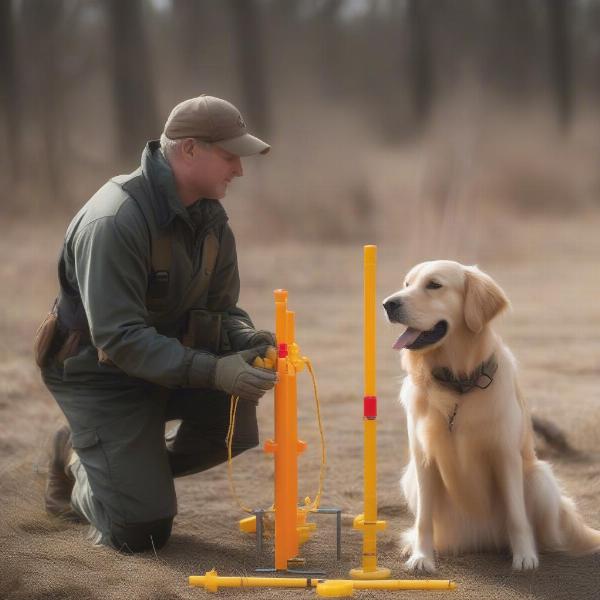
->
<box><xmin>38</xmin><ymin>95</ymin><xmax>277</xmax><ymax>552</ymax></box>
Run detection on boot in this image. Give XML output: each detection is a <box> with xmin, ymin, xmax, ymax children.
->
<box><xmin>44</xmin><ymin>425</ymin><xmax>79</xmax><ymax>520</ymax></box>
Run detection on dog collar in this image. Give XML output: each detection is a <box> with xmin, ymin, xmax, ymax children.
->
<box><xmin>431</xmin><ymin>354</ymin><xmax>498</xmax><ymax>396</ymax></box>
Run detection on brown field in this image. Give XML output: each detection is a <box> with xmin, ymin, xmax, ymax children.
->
<box><xmin>1</xmin><ymin>211</ymin><xmax>599</xmax><ymax>600</ymax></box>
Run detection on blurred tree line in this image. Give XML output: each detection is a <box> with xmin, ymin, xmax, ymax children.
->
<box><xmin>1</xmin><ymin>0</ymin><xmax>599</xmax><ymax>214</ymax></box>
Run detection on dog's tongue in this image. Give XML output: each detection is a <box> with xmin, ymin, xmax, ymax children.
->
<box><xmin>393</xmin><ymin>327</ymin><xmax>422</xmax><ymax>350</ymax></box>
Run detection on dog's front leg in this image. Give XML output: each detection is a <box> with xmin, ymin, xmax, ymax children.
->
<box><xmin>405</xmin><ymin>454</ymin><xmax>437</xmax><ymax>572</ymax></box>
<box><xmin>497</xmin><ymin>452</ymin><xmax>539</xmax><ymax>570</ymax></box>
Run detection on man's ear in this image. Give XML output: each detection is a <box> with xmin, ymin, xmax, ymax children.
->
<box><xmin>463</xmin><ymin>266</ymin><xmax>510</xmax><ymax>334</ymax></box>
<box><xmin>181</xmin><ymin>138</ymin><xmax>196</xmax><ymax>160</ymax></box>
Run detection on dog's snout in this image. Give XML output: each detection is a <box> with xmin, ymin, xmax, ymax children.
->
<box><xmin>383</xmin><ymin>298</ymin><xmax>403</xmax><ymax>318</ymax></box>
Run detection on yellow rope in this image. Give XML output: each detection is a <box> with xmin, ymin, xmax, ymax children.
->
<box><xmin>226</xmin><ymin>395</ymin><xmax>254</xmax><ymax>514</ymax></box>
<box><xmin>226</xmin><ymin>356</ymin><xmax>327</xmax><ymax>515</ymax></box>
<box><xmin>304</xmin><ymin>357</ymin><xmax>327</xmax><ymax>512</ymax></box>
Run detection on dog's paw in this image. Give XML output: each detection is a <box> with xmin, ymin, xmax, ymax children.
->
<box><xmin>399</xmin><ymin>528</ymin><xmax>414</xmax><ymax>557</ymax></box>
<box><xmin>405</xmin><ymin>552</ymin><xmax>436</xmax><ymax>573</ymax></box>
<box><xmin>512</xmin><ymin>552</ymin><xmax>539</xmax><ymax>570</ymax></box>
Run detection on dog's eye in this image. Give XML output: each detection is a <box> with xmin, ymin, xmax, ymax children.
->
<box><xmin>426</xmin><ymin>281</ymin><xmax>442</xmax><ymax>290</ymax></box>
<box><xmin>404</xmin><ymin>281</ymin><xmax>409</xmax><ymax>287</ymax></box>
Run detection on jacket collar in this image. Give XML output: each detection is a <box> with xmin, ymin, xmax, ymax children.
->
<box><xmin>140</xmin><ymin>140</ymin><xmax>227</xmax><ymax>231</ymax></box>
<box><xmin>431</xmin><ymin>354</ymin><xmax>498</xmax><ymax>395</ymax></box>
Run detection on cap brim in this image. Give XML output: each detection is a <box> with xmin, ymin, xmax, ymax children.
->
<box><xmin>215</xmin><ymin>133</ymin><xmax>270</xmax><ymax>157</ymax></box>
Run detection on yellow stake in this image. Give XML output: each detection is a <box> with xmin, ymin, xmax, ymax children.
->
<box><xmin>350</xmin><ymin>245</ymin><xmax>390</xmax><ymax>579</ymax></box>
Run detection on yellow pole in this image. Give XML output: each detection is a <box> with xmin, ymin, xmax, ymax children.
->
<box><xmin>350</xmin><ymin>245</ymin><xmax>390</xmax><ymax>579</ymax></box>
<box><xmin>189</xmin><ymin>570</ymin><xmax>457</xmax><ymax>593</ymax></box>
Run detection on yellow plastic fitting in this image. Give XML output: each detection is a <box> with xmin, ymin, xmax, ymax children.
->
<box><xmin>296</xmin><ymin>508</ymin><xmax>317</xmax><ymax>545</ymax></box>
<box><xmin>239</xmin><ymin>515</ymin><xmax>256</xmax><ymax>534</ymax></box>
<box><xmin>352</xmin><ymin>513</ymin><xmax>387</xmax><ymax>532</ymax></box>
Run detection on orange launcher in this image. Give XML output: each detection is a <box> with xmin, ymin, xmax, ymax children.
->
<box><xmin>263</xmin><ymin>290</ymin><xmax>307</xmax><ymax>570</ymax></box>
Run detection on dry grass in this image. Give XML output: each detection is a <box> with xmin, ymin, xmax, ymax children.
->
<box><xmin>1</xmin><ymin>201</ymin><xmax>600</xmax><ymax>598</ymax></box>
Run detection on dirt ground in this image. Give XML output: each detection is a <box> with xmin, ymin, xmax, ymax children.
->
<box><xmin>1</xmin><ymin>212</ymin><xmax>599</xmax><ymax>600</ymax></box>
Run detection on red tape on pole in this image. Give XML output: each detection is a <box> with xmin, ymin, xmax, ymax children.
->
<box><xmin>364</xmin><ymin>395</ymin><xmax>377</xmax><ymax>418</ymax></box>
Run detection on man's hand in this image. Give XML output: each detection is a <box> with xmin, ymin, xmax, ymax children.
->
<box><xmin>214</xmin><ymin>346</ymin><xmax>277</xmax><ymax>404</ymax></box>
<box><xmin>223</xmin><ymin>318</ymin><xmax>277</xmax><ymax>352</ymax></box>
<box><xmin>246</xmin><ymin>329</ymin><xmax>276</xmax><ymax>349</ymax></box>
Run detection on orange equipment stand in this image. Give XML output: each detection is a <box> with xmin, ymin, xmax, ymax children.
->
<box><xmin>263</xmin><ymin>290</ymin><xmax>307</xmax><ymax>569</ymax></box>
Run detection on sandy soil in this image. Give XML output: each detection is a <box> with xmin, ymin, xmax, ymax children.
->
<box><xmin>1</xmin><ymin>213</ymin><xmax>599</xmax><ymax>600</ymax></box>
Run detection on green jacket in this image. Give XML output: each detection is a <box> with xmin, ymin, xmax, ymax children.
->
<box><xmin>57</xmin><ymin>141</ymin><xmax>256</xmax><ymax>389</ymax></box>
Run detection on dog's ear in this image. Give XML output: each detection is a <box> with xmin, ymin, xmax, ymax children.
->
<box><xmin>463</xmin><ymin>267</ymin><xmax>509</xmax><ymax>333</ymax></box>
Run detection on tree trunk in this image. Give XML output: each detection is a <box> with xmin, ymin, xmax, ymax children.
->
<box><xmin>547</xmin><ymin>0</ymin><xmax>573</xmax><ymax>131</ymax></box>
<box><xmin>407</xmin><ymin>0</ymin><xmax>434</xmax><ymax>129</ymax></box>
<box><xmin>0</xmin><ymin>0</ymin><xmax>21</xmax><ymax>184</ymax></box>
<box><xmin>21</xmin><ymin>0</ymin><xmax>65</xmax><ymax>203</ymax></box>
<box><xmin>106</xmin><ymin>0</ymin><xmax>159</xmax><ymax>162</ymax></box>
<box><xmin>228</xmin><ymin>0</ymin><xmax>270</xmax><ymax>137</ymax></box>
<box><xmin>172</xmin><ymin>0</ymin><xmax>207</xmax><ymax>74</ymax></box>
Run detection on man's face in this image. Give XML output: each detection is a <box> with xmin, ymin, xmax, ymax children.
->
<box><xmin>184</xmin><ymin>140</ymin><xmax>243</xmax><ymax>200</ymax></box>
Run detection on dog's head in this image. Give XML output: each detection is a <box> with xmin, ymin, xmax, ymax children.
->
<box><xmin>383</xmin><ymin>260</ymin><xmax>509</xmax><ymax>352</ymax></box>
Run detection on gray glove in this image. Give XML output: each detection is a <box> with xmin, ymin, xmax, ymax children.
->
<box><xmin>225</xmin><ymin>321</ymin><xmax>276</xmax><ymax>351</ymax></box>
<box><xmin>214</xmin><ymin>346</ymin><xmax>277</xmax><ymax>404</ymax></box>
<box><xmin>247</xmin><ymin>329</ymin><xmax>276</xmax><ymax>348</ymax></box>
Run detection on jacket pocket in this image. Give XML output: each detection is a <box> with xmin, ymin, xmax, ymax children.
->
<box><xmin>71</xmin><ymin>428</ymin><xmax>100</xmax><ymax>450</ymax></box>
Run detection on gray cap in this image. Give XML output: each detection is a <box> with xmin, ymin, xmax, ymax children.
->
<box><xmin>163</xmin><ymin>95</ymin><xmax>270</xmax><ymax>156</ymax></box>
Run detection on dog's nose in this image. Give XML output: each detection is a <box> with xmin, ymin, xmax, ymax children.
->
<box><xmin>383</xmin><ymin>298</ymin><xmax>403</xmax><ymax>317</ymax></box>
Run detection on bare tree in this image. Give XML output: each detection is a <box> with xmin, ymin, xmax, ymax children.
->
<box><xmin>228</xmin><ymin>0</ymin><xmax>270</xmax><ymax>136</ymax></box>
<box><xmin>486</xmin><ymin>0</ymin><xmax>538</xmax><ymax>99</ymax></box>
<box><xmin>172</xmin><ymin>0</ymin><xmax>207</xmax><ymax>74</ymax></box>
<box><xmin>21</xmin><ymin>0</ymin><xmax>65</xmax><ymax>203</ymax></box>
<box><xmin>407</xmin><ymin>0</ymin><xmax>434</xmax><ymax>129</ymax></box>
<box><xmin>106</xmin><ymin>0</ymin><xmax>159</xmax><ymax>162</ymax></box>
<box><xmin>547</xmin><ymin>0</ymin><xmax>573</xmax><ymax>131</ymax></box>
<box><xmin>0</xmin><ymin>0</ymin><xmax>21</xmax><ymax>183</ymax></box>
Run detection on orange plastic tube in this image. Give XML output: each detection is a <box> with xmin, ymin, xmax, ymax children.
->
<box><xmin>269</xmin><ymin>290</ymin><xmax>301</xmax><ymax>570</ymax></box>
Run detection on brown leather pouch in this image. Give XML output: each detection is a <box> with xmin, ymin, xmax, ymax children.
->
<box><xmin>56</xmin><ymin>330</ymin><xmax>82</xmax><ymax>363</ymax></box>
<box><xmin>33</xmin><ymin>305</ymin><xmax>60</xmax><ymax>368</ymax></box>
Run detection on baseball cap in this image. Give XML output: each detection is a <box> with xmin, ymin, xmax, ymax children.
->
<box><xmin>163</xmin><ymin>95</ymin><xmax>270</xmax><ymax>156</ymax></box>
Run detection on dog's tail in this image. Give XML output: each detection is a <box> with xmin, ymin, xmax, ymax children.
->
<box><xmin>557</xmin><ymin>496</ymin><xmax>600</xmax><ymax>555</ymax></box>
<box><xmin>529</xmin><ymin>461</ymin><xmax>600</xmax><ymax>555</ymax></box>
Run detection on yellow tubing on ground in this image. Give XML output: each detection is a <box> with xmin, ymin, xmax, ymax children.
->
<box><xmin>316</xmin><ymin>580</ymin><xmax>354</xmax><ymax>597</ymax></box>
<box><xmin>189</xmin><ymin>570</ymin><xmax>458</xmax><ymax>592</ymax></box>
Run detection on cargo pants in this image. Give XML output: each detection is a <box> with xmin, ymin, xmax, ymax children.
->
<box><xmin>42</xmin><ymin>346</ymin><xmax>258</xmax><ymax>552</ymax></box>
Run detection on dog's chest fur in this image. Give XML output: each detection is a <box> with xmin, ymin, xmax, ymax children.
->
<box><xmin>400</xmin><ymin>357</ymin><xmax>522</xmax><ymax>516</ymax></box>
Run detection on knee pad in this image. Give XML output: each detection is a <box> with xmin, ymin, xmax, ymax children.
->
<box><xmin>110</xmin><ymin>517</ymin><xmax>173</xmax><ymax>553</ymax></box>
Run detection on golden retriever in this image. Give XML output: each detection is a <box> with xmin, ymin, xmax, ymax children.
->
<box><xmin>383</xmin><ymin>260</ymin><xmax>600</xmax><ymax>571</ymax></box>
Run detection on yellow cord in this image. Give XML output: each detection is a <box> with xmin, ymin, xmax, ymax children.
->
<box><xmin>226</xmin><ymin>395</ymin><xmax>254</xmax><ymax>514</ymax></box>
<box><xmin>226</xmin><ymin>356</ymin><xmax>327</xmax><ymax>515</ymax></box>
<box><xmin>304</xmin><ymin>357</ymin><xmax>327</xmax><ymax>512</ymax></box>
